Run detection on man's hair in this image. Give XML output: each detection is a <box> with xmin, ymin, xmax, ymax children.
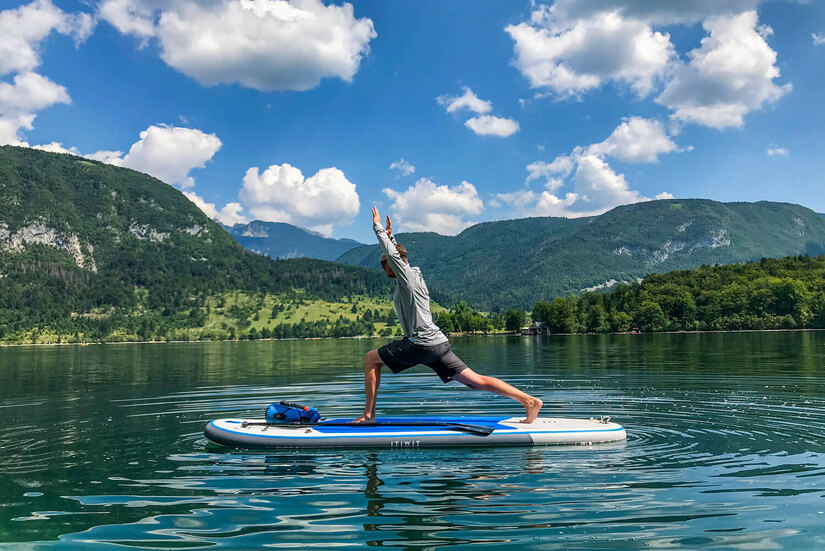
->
<box><xmin>395</xmin><ymin>243</ymin><xmax>407</xmax><ymax>262</ymax></box>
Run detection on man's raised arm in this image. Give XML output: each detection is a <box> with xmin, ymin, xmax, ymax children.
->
<box><xmin>372</xmin><ymin>206</ymin><xmax>410</xmax><ymax>284</ymax></box>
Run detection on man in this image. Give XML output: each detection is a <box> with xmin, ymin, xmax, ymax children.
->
<box><xmin>354</xmin><ymin>206</ymin><xmax>543</xmax><ymax>424</ymax></box>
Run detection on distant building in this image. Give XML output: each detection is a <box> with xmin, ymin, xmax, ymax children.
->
<box><xmin>524</xmin><ymin>321</ymin><xmax>550</xmax><ymax>336</ymax></box>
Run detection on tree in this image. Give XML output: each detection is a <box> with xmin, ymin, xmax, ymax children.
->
<box><xmin>584</xmin><ymin>303</ymin><xmax>607</xmax><ymax>333</ymax></box>
<box><xmin>504</xmin><ymin>308</ymin><xmax>527</xmax><ymax>332</ymax></box>
<box><xmin>435</xmin><ymin>311</ymin><xmax>455</xmax><ymax>333</ymax></box>
<box><xmin>532</xmin><ymin>301</ymin><xmax>552</xmax><ymax>323</ymax></box>
<box><xmin>452</xmin><ymin>301</ymin><xmax>473</xmax><ymax>332</ymax></box>
<box><xmin>637</xmin><ymin>301</ymin><xmax>666</xmax><ymax>332</ymax></box>
<box><xmin>547</xmin><ymin>297</ymin><xmax>576</xmax><ymax>333</ymax></box>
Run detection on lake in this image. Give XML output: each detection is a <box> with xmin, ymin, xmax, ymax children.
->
<box><xmin>1</xmin><ymin>332</ymin><xmax>824</xmax><ymax>549</ymax></box>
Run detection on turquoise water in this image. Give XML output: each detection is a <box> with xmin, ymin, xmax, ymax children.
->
<box><xmin>1</xmin><ymin>332</ymin><xmax>824</xmax><ymax>549</ymax></box>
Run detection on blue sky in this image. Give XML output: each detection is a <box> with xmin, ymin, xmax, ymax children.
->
<box><xmin>2</xmin><ymin>0</ymin><xmax>824</xmax><ymax>242</ymax></box>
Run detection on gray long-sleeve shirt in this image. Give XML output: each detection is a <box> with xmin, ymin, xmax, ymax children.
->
<box><xmin>374</xmin><ymin>222</ymin><xmax>448</xmax><ymax>346</ymax></box>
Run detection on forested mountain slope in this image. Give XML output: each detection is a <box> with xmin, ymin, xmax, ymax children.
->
<box><xmin>338</xmin><ymin>200</ymin><xmax>825</xmax><ymax>309</ymax></box>
<box><xmin>225</xmin><ymin>220</ymin><xmax>364</xmax><ymax>261</ymax></box>
<box><xmin>0</xmin><ymin>146</ymin><xmax>390</xmax><ymax>342</ymax></box>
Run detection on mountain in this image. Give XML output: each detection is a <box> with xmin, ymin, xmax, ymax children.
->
<box><xmin>224</xmin><ymin>220</ymin><xmax>364</xmax><ymax>261</ymax></box>
<box><xmin>337</xmin><ymin>199</ymin><xmax>825</xmax><ymax>310</ymax></box>
<box><xmin>0</xmin><ymin>146</ymin><xmax>390</xmax><ymax>341</ymax></box>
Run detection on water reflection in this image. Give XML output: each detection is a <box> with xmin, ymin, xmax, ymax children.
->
<box><xmin>0</xmin><ymin>333</ymin><xmax>824</xmax><ymax>549</ymax></box>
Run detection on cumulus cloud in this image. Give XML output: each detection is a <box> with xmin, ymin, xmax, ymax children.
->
<box><xmin>506</xmin><ymin>5</ymin><xmax>675</xmax><ymax>97</ymax></box>
<box><xmin>0</xmin><ymin>72</ymin><xmax>70</xmax><ymax>122</ymax></box>
<box><xmin>506</xmin><ymin>3</ymin><xmax>790</xmax><ymax>130</ymax></box>
<box><xmin>464</xmin><ymin>115</ymin><xmax>519</xmax><ymax>137</ymax></box>
<box><xmin>97</xmin><ymin>125</ymin><xmax>222</xmax><ymax>189</ymax></box>
<box><xmin>587</xmin><ymin>116</ymin><xmax>680</xmax><ymax>162</ymax></box>
<box><xmin>656</xmin><ymin>192</ymin><xmax>675</xmax><ymax>200</ymax></box>
<box><xmin>812</xmin><ymin>32</ymin><xmax>825</xmax><ymax>45</ymax></box>
<box><xmin>545</xmin><ymin>0</ymin><xmax>761</xmax><ymax>27</ymax></box>
<box><xmin>656</xmin><ymin>11</ymin><xmax>790</xmax><ymax>129</ymax></box>
<box><xmin>389</xmin><ymin>158</ymin><xmax>415</xmax><ymax>177</ymax></box>
<box><xmin>0</xmin><ymin>0</ymin><xmax>94</xmax><ymax>76</ymax></box>
<box><xmin>436</xmin><ymin>87</ymin><xmax>493</xmax><ymax>114</ymax></box>
<box><xmin>572</xmin><ymin>154</ymin><xmax>647</xmax><ymax>211</ymax></box>
<box><xmin>525</xmin><ymin>156</ymin><xmax>573</xmax><ymax>189</ymax></box>
<box><xmin>499</xmin><ymin>117</ymin><xmax>680</xmax><ymax>218</ymax></box>
<box><xmin>496</xmin><ymin>156</ymin><xmax>645</xmax><ymax>219</ymax></box>
<box><xmin>493</xmin><ymin>189</ymin><xmax>582</xmax><ymax>218</ymax></box>
<box><xmin>239</xmin><ymin>163</ymin><xmax>360</xmax><ymax>235</ymax></box>
<box><xmin>31</xmin><ymin>141</ymin><xmax>80</xmax><ymax>155</ymax></box>
<box><xmin>0</xmin><ymin>1</ymin><xmax>93</xmax><ymax>146</ymax></box>
<box><xmin>766</xmin><ymin>145</ymin><xmax>788</xmax><ymax>157</ymax></box>
<box><xmin>98</xmin><ymin>0</ymin><xmax>376</xmax><ymax>91</ymax></box>
<box><xmin>383</xmin><ymin>178</ymin><xmax>483</xmax><ymax>235</ymax></box>
<box><xmin>438</xmin><ymin>87</ymin><xmax>518</xmax><ymax>138</ymax></box>
<box><xmin>183</xmin><ymin>191</ymin><xmax>247</xmax><ymax>226</ymax></box>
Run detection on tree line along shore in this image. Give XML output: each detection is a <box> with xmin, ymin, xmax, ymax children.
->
<box><xmin>1</xmin><ymin>255</ymin><xmax>824</xmax><ymax>345</ymax></box>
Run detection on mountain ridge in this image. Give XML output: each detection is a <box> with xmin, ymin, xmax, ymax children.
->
<box><xmin>337</xmin><ymin>199</ymin><xmax>825</xmax><ymax>309</ymax></box>
<box><xmin>0</xmin><ymin>145</ymin><xmax>391</xmax><ymax>342</ymax></box>
<box><xmin>224</xmin><ymin>220</ymin><xmax>364</xmax><ymax>261</ymax></box>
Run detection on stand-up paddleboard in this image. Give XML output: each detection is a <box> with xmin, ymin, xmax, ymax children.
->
<box><xmin>204</xmin><ymin>416</ymin><xmax>626</xmax><ymax>449</ymax></box>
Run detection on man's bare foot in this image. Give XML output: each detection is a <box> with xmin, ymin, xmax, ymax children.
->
<box><xmin>352</xmin><ymin>414</ymin><xmax>374</xmax><ymax>423</ymax></box>
<box><xmin>521</xmin><ymin>398</ymin><xmax>543</xmax><ymax>423</ymax></box>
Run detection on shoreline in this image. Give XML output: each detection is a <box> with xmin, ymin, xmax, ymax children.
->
<box><xmin>1</xmin><ymin>327</ymin><xmax>823</xmax><ymax>348</ymax></box>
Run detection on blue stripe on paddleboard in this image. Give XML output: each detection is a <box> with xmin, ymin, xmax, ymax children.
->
<box><xmin>208</xmin><ymin>421</ymin><xmax>625</xmax><ymax>440</ymax></box>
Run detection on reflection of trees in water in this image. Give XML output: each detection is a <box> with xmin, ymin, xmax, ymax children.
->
<box><xmin>358</xmin><ymin>451</ymin><xmax>548</xmax><ymax>547</ymax></box>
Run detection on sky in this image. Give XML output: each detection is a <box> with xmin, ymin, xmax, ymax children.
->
<box><xmin>1</xmin><ymin>0</ymin><xmax>824</xmax><ymax>242</ymax></box>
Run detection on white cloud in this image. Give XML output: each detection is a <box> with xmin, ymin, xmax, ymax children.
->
<box><xmin>98</xmin><ymin>0</ymin><xmax>156</xmax><ymax>41</ymax></box>
<box><xmin>382</xmin><ymin>178</ymin><xmax>483</xmax><ymax>235</ymax></box>
<box><xmin>571</xmin><ymin>154</ymin><xmax>647</xmax><ymax>212</ymax></box>
<box><xmin>239</xmin><ymin>163</ymin><xmax>360</xmax><ymax>235</ymax></box>
<box><xmin>493</xmin><ymin>189</ymin><xmax>584</xmax><ymax>218</ymax></box>
<box><xmin>0</xmin><ymin>72</ymin><xmax>70</xmax><ymax>116</ymax></box>
<box><xmin>389</xmin><ymin>158</ymin><xmax>415</xmax><ymax>177</ymax></box>
<box><xmin>86</xmin><ymin>149</ymin><xmax>124</xmax><ymax>164</ymax></box>
<box><xmin>0</xmin><ymin>0</ymin><xmax>94</xmax><ymax>76</ymax></box>
<box><xmin>0</xmin><ymin>72</ymin><xmax>71</xmax><ymax>145</ymax></box>
<box><xmin>587</xmin><ymin>116</ymin><xmax>680</xmax><ymax>162</ymax></box>
<box><xmin>506</xmin><ymin>4</ymin><xmax>790</xmax><ymax>131</ymax></box>
<box><xmin>656</xmin><ymin>11</ymin><xmax>790</xmax><ymax>129</ymax></box>
<box><xmin>0</xmin><ymin>1</ymin><xmax>93</xmax><ymax>146</ymax></box>
<box><xmin>813</xmin><ymin>32</ymin><xmax>825</xmax><ymax>46</ymax></box>
<box><xmin>97</xmin><ymin>125</ymin><xmax>222</xmax><ymax>189</ymax></box>
<box><xmin>99</xmin><ymin>0</ymin><xmax>376</xmax><ymax>91</ymax></box>
<box><xmin>545</xmin><ymin>1</ymin><xmax>762</xmax><ymax>27</ymax></box>
<box><xmin>183</xmin><ymin>191</ymin><xmax>248</xmax><ymax>226</ymax></box>
<box><xmin>503</xmin><ymin>116</ymin><xmax>681</xmax><ymax>218</ymax></box>
<box><xmin>656</xmin><ymin>192</ymin><xmax>675</xmax><ymax>200</ymax></box>
<box><xmin>465</xmin><ymin>115</ymin><xmax>519</xmax><ymax>137</ymax></box>
<box><xmin>766</xmin><ymin>145</ymin><xmax>788</xmax><ymax>157</ymax></box>
<box><xmin>498</xmin><ymin>156</ymin><xmax>646</xmax><ymax>219</ymax></box>
<box><xmin>436</xmin><ymin>87</ymin><xmax>492</xmax><ymax>114</ymax></box>
<box><xmin>506</xmin><ymin>6</ymin><xmax>675</xmax><ymax>97</ymax></box>
<box><xmin>526</xmin><ymin>156</ymin><xmax>573</xmax><ymax>189</ymax></box>
<box><xmin>31</xmin><ymin>141</ymin><xmax>80</xmax><ymax>155</ymax></box>
<box><xmin>438</xmin><ymin>87</ymin><xmax>518</xmax><ymax>137</ymax></box>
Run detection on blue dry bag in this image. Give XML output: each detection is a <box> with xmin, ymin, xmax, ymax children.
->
<box><xmin>266</xmin><ymin>401</ymin><xmax>321</xmax><ymax>424</ymax></box>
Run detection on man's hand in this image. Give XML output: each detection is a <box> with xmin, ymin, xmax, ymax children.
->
<box><xmin>386</xmin><ymin>214</ymin><xmax>393</xmax><ymax>238</ymax></box>
<box><xmin>372</xmin><ymin>206</ymin><xmax>380</xmax><ymax>225</ymax></box>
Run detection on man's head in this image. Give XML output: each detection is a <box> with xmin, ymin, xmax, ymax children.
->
<box><xmin>381</xmin><ymin>243</ymin><xmax>407</xmax><ymax>278</ymax></box>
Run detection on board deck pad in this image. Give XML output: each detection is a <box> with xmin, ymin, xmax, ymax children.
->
<box><xmin>205</xmin><ymin>416</ymin><xmax>626</xmax><ymax>448</ymax></box>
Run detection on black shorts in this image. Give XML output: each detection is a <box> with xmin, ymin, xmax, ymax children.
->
<box><xmin>377</xmin><ymin>338</ymin><xmax>469</xmax><ymax>383</ymax></box>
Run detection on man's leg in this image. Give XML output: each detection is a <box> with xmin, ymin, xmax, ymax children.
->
<box><xmin>453</xmin><ymin>368</ymin><xmax>543</xmax><ymax>423</ymax></box>
<box><xmin>354</xmin><ymin>349</ymin><xmax>384</xmax><ymax>423</ymax></box>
